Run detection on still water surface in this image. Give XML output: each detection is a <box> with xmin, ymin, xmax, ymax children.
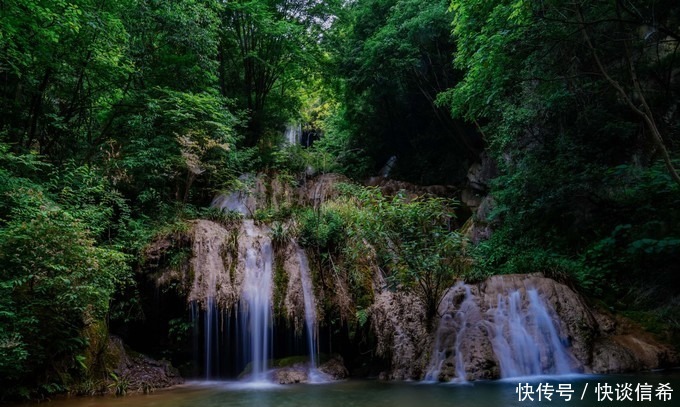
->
<box><xmin>29</xmin><ymin>371</ymin><xmax>680</xmax><ymax>407</ymax></box>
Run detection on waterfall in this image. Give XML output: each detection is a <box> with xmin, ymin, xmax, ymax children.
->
<box><xmin>423</xmin><ymin>312</ymin><xmax>450</xmax><ymax>382</ymax></box>
<box><xmin>426</xmin><ymin>279</ymin><xmax>576</xmax><ymax>382</ymax></box>
<box><xmin>188</xmin><ymin>220</ymin><xmax>231</xmax><ymax>380</ymax></box>
<box><xmin>451</xmin><ymin>284</ymin><xmax>479</xmax><ymax>382</ymax></box>
<box><xmin>191</xmin><ymin>180</ymin><xmax>329</xmax><ymax>382</ymax></box>
<box><xmin>297</xmin><ymin>248</ymin><xmax>322</xmax><ymax>380</ymax></box>
<box><xmin>425</xmin><ymin>282</ymin><xmax>480</xmax><ymax>382</ymax></box>
<box><xmin>239</xmin><ymin>220</ymin><xmax>274</xmax><ymax>381</ymax></box>
<box><xmin>488</xmin><ymin>289</ymin><xmax>574</xmax><ymax>378</ymax></box>
<box><xmin>284</xmin><ymin>123</ymin><xmax>302</xmax><ymax>146</ymax></box>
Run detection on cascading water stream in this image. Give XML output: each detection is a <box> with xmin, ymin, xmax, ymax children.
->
<box><xmin>425</xmin><ymin>282</ymin><xmax>480</xmax><ymax>382</ymax></box>
<box><xmin>297</xmin><ymin>248</ymin><xmax>322</xmax><ymax>381</ymax></box>
<box><xmin>488</xmin><ymin>288</ymin><xmax>574</xmax><ymax>378</ymax></box>
<box><xmin>284</xmin><ymin>123</ymin><xmax>302</xmax><ymax>145</ymax></box>
<box><xmin>427</xmin><ymin>281</ymin><xmax>576</xmax><ymax>382</ymax></box>
<box><xmin>451</xmin><ymin>284</ymin><xmax>478</xmax><ymax>382</ymax></box>
<box><xmin>240</xmin><ymin>220</ymin><xmax>274</xmax><ymax>382</ymax></box>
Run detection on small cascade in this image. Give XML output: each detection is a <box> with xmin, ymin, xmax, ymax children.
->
<box><xmin>239</xmin><ymin>220</ymin><xmax>274</xmax><ymax>381</ymax></box>
<box><xmin>296</xmin><ymin>248</ymin><xmax>321</xmax><ymax>380</ymax></box>
<box><xmin>211</xmin><ymin>174</ymin><xmax>259</xmax><ymax>217</ymax></box>
<box><xmin>378</xmin><ymin>155</ymin><xmax>397</xmax><ymax>178</ymax></box>
<box><xmin>284</xmin><ymin>123</ymin><xmax>302</xmax><ymax>145</ymax></box>
<box><xmin>211</xmin><ymin>191</ymin><xmax>250</xmax><ymax>216</ymax></box>
<box><xmin>425</xmin><ymin>278</ymin><xmax>578</xmax><ymax>382</ymax></box>
<box><xmin>425</xmin><ymin>282</ymin><xmax>481</xmax><ymax>382</ymax></box>
<box><xmin>451</xmin><ymin>284</ymin><xmax>479</xmax><ymax>382</ymax></box>
<box><xmin>423</xmin><ymin>313</ymin><xmax>449</xmax><ymax>382</ymax></box>
<box><xmin>488</xmin><ymin>289</ymin><xmax>574</xmax><ymax>378</ymax></box>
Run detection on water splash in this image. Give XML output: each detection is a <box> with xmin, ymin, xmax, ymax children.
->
<box><xmin>488</xmin><ymin>289</ymin><xmax>574</xmax><ymax>378</ymax></box>
<box><xmin>211</xmin><ymin>174</ymin><xmax>257</xmax><ymax>217</ymax></box>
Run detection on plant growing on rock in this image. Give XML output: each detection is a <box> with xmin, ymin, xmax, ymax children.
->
<box><xmin>300</xmin><ymin>184</ymin><xmax>469</xmax><ymax>323</ymax></box>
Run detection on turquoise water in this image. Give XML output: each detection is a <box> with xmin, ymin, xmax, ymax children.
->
<box><xmin>25</xmin><ymin>371</ymin><xmax>679</xmax><ymax>407</ymax></box>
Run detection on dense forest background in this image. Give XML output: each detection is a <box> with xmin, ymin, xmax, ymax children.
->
<box><xmin>1</xmin><ymin>0</ymin><xmax>679</xmax><ymax>399</ymax></box>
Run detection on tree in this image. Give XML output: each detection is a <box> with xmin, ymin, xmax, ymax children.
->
<box><xmin>339</xmin><ymin>186</ymin><xmax>466</xmax><ymax>323</ymax></box>
<box><xmin>0</xmin><ymin>0</ymin><xmax>133</xmax><ymax>160</ymax></box>
<box><xmin>576</xmin><ymin>2</ymin><xmax>680</xmax><ymax>186</ymax></box>
<box><xmin>0</xmin><ymin>144</ymin><xmax>129</xmax><ymax>395</ymax></box>
<box><xmin>444</xmin><ymin>0</ymin><xmax>680</xmax><ymax>299</ymax></box>
<box><xmin>326</xmin><ymin>0</ymin><xmax>481</xmax><ymax>184</ymax></box>
<box><xmin>219</xmin><ymin>0</ymin><xmax>338</xmax><ymax>146</ymax></box>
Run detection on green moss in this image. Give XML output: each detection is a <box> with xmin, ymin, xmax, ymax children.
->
<box><xmin>82</xmin><ymin>320</ymin><xmax>110</xmax><ymax>375</ymax></box>
<box><xmin>272</xmin><ymin>355</ymin><xmax>310</xmax><ymax>367</ymax></box>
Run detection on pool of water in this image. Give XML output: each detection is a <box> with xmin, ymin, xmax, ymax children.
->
<box><xmin>24</xmin><ymin>371</ymin><xmax>680</xmax><ymax>407</ymax></box>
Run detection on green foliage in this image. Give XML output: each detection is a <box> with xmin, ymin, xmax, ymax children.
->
<box><xmin>1</xmin><ymin>0</ymin><xmax>134</xmax><ymax>160</ymax></box>
<box><xmin>219</xmin><ymin>0</ymin><xmax>339</xmax><ymax>144</ymax></box>
<box><xmin>339</xmin><ymin>186</ymin><xmax>467</xmax><ymax>319</ymax></box>
<box><xmin>113</xmin><ymin>88</ymin><xmax>239</xmax><ymax>208</ymax></box>
<box><xmin>201</xmin><ymin>206</ymin><xmax>243</xmax><ymax>227</ymax></box>
<box><xmin>445</xmin><ymin>1</ymin><xmax>680</xmax><ymax>333</ymax></box>
<box><xmin>297</xmin><ymin>184</ymin><xmax>468</xmax><ymax>320</ymax></box>
<box><xmin>355</xmin><ymin>308</ymin><xmax>369</xmax><ymax>328</ymax></box>
<box><xmin>298</xmin><ymin>207</ymin><xmax>346</xmax><ymax>252</ymax></box>
<box><xmin>271</xmin><ymin>144</ymin><xmax>340</xmax><ymax>176</ymax></box>
<box><xmin>324</xmin><ymin>0</ymin><xmax>479</xmax><ymax>183</ymax></box>
<box><xmin>108</xmin><ymin>372</ymin><xmax>129</xmax><ymax>396</ymax></box>
<box><xmin>270</xmin><ymin>221</ymin><xmax>292</xmax><ymax>248</ymax></box>
<box><xmin>167</xmin><ymin>318</ymin><xmax>193</xmax><ymax>346</ymax></box>
<box><xmin>0</xmin><ymin>167</ymin><xmax>129</xmax><ymax>395</ymax></box>
<box><xmin>311</xmin><ymin>109</ymin><xmax>373</xmax><ymax>179</ymax></box>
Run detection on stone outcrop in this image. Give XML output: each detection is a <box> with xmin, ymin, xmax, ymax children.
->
<box><xmin>211</xmin><ymin>173</ymin><xmax>296</xmax><ymax>216</ymax></box>
<box><xmin>187</xmin><ymin>220</ymin><xmax>238</xmax><ymax>308</ymax></box>
<box><xmin>105</xmin><ymin>336</ymin><xmax>183</xmax><ymax>392</ymax></box>
<box><xmin>283</xmin><ymin>243</ymin><xmax>316</xmax><ymax>334</ymax></box>
<box><xmin>270</xmin><ymin>356</ymin><xmax>349</xmax><ymax>384</ymax></box>
<box><xmin>274</xmin><ymin>366</ymin><xmax>309</xmax><ymax>384</ymax></box>
<box><xmin>461</xmin><ymin>152</ymin><xmax>497</xmax><ymax>244</ymax></box>
<box><xmin>299</xmin><ymin>173</ymin><xmax>350</xmax><ymax>208</ymax></box>
<box><xmin>370</xmin><ymin>290</ymin><xmax>431</xmax><ymax>380</ymax></box>
<box><xmin>590</xmin><ymin>311</ymin><xmax>678</xmax><ymax>373</ymax></box>
<box><xmin>318</xmin><ymin>355</ymin><xmax>350</xmax><ymax>379</ymax></box>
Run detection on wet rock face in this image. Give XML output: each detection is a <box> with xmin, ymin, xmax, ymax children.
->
<box><xmin>428</xmin><ymin>283</ymin><xmax>499</xmax><ymax>381</ymax></box>
<box><xmin>589</xmin><ymin>312</ymin><xmax>679</xmax><ymax>374</ymax></box>
<box><xmin>187</xmin><ymin>220</ymin><xmax>237</xmax><ymax>309</ymax></box>
<box><xmin>478</xmin><ymin>274</ymin><xmax>595</xmax><ymax>372</ymax></box>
